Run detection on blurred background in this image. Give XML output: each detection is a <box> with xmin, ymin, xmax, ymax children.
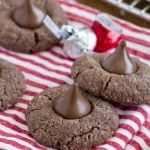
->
<box><xmin>76</xmin><ymin>0</ymin><xmax>150</xmax><ymax>28</ymax></box>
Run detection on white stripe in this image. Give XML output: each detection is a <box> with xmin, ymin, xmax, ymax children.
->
<box><xmin>99</xmin><ymin>144</ymin><xmax>117</xmax><ymax>150</ymax></box>
<box><xmin>147</xmin><ymin>115</ymin><xmax>150</xmax><ymax>122</ymax></box>
<box><xmin>125</xmin><ymin>144</ymin><xmax>136</xmax><ymax>150</ymax></box>
<box><xmin>40</xmin><ymin>52</ymin><xmax>73</xmax><ymax>66</ymax></box>
<box><xmin>127</xmin><ymin>41</ymin><xmax>150</xmax><ymax>55</ymax></box>
<box><xmin>0</xmin><ymin>55</ymin><xmax>60</xmax><ymax>87</ymax></box>
<box><xmin>16</xmin><ymin>103</ymin><xmax>28</xmax><ymax>109</ymax></box>
<box><xmin>119</xmin><ymin>119</ymin><xmax>139</xmax><ymax>132</ymax></box>
<box><xmin>0</xmin><ymin>54</ymin><xmax>72</xmax><ymax>84</ymax></box>
<box><xmin>0</xmin><ymin>116</ymin><xmax>28</xmax><ymax>131</ymax></box>
<box><xmin>110</xmin><ymin>137</ymin><xmax>125</xmax><ymax>148</ymax></box>
<box><xmin>52</xmin><ymin>46</ymin><xmax>69</xmax><ymax>58</ymax></box>
<box><xmin>0</xmin><ymin>125</ymin><xmax>45</xmax><ymax>150</ymax></box>
<box><xmin>0</xmin><ymin>142</ymin><xmax>18</xmax><ymax>150</ymax></box>
<box><xmin>27</xmin><ymin>85</ymin><xmax>43</xmax><ymax>93</ymax></box>
<box><xmin>117</xmin><ymin>128</ymin><xmax>132</xmax><ymax>140</ymax></box>
<box><xmin>69</xmin><ymin>20</ymin><xmax>87</xmax><ymax>26</ymax></box>
<box><xmin>23</xmin><ymin>72</ymin><xmax>59</xmax><ymax>87</ymax></box>
<box><xmin>117</xmin><ymin>109</ymin><xmax>145</xmax><ymax>124</ymax></box>
<box><xmin>11</xmin><ymin>49</ymin><xmax>71</xmax><ymax>73</ymax></box>
<box><xmin>62</xmin><ymin>4</ymin><xmax>95</xmax><ymax>21</ymax></box>
<box><xmin>22</xmin><ymin>95</ymin><xmax>33</xmax><ymax>101</ymax></box>
<box><xmin>112</xmin><ymin>15</ymin><xmax>150</xmax><ymax>34</ymax></box>
<box><xmin>141</xmin><ymin>126</ymin><xmax>150</xmax><ymax>139</ymax></box>
<box><xmin>0</xmin><ymin>135</ymin><xmax>37</xmax><ymax>150</ymax></box>
<box><xmin>0</xmin><ymin>125</ymin><xmax>30</xmax><ymax>141</ymax></box>
<box><xmin>4</xmin><ymin>110</ymin><xmax>26</xmax><ymax>121</ymax></box>
<box><xmin>138</xmin><ymin>105</ymin><xmax>150</xmax><ymax>115</ymax></box>
<box><xmin>134</xmin><ymin>56</ymin><xmax>150</xmax><ymax>65</ymax></box>
<box><xmin>132</xmin><ymin>136</ymin><xmax>150</xmax><ymax>150</ymax></box>
<box><xmin>122</xmin><ymin>28</ymin><xmax>149</xmax><ymax>42</ymax></box>
<box><xmin>109</xmin><ymin>15</ymin><xmax>150</xmax><ymax>42</ymax></box>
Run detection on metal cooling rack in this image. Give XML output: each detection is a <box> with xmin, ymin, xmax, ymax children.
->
<box><xmin>104</xmin><ymin>0</ymin><xmax>150</xmax><ymax>22</ymax></box>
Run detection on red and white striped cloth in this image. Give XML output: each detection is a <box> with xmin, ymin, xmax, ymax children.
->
<box><xmin>0</xmin><ymin>0</ymin><xmax>150</xmax><ymax>149</ymax></box>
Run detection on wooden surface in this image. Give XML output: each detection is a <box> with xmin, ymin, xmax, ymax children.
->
<box><xmin>77</xmin><ymin>0</ymin><xmax>150</xmax><ymax>29</ymax></box>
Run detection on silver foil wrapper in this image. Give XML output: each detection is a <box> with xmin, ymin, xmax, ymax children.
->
<box><xmin>43</xmin><ymin>16</ymin><xmax>97</xmax><ymax>59</ymax></box>
<box><xmin>62</xmin><ymin>24</ymin><xmax>97</xmax><ymax>59</ymax></box>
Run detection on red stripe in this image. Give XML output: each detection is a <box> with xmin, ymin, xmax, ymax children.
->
<box><xmin>0</xmin><ymin>48</ymin><xmax>72</xmax><ymax>72</ymax></box>
<box><xmin>0</xmin><ymin>51</ymin><xmax>70</xmax><ymax>79</ymax></box>
<box><xmin>11</xmin><ymin>106</ymin><xmax>25</xmax><ymax>113</ymax></box>
<box><xmin>116</xmin><ymin>105</ymin><xmax>148</xmax><ymax>120</ymax></box>
<box><xmin>0</xmin><ymin>119</ymin><xmax>28</xmax><ymax>135</ymax></box>
<box><xmin>21</xmin><ymin>99</ymin><xmax>30</xmax><ymax>105</ymax></box>
<box><xmin>144</xmin><ymin>121</ymin><xmax>150</xmax><ymax>130</ymax></box>
<box><xmin>120</xmin><ymin>115</ymin><xmax>142</xmax><ymax>127</ymax></box>
<box><xmin>122</xmin><ymin>35</ymin><xmax>150</xmax><ymax>47</ymax></box>
<box><xmin>119</xmin><ymin>124</ymin><xmax>136</xmax><ymax>134</ymax></box>
<box><xmin>0</xmin><ymin>105</ymin><xmax>31</xmax><ymax>128</ymax></box>
<box><xmin>106</xmin><ymin>141</ymin><xmax>122</xmax><ymax>150</ymax></box>
<box><xmin>24</xmin><ymin>90</ymin><xmax>37</xmax><ymax>97</ymax></box>
<box><xmin>128</xmin><ymin>48</ymin><xmax>150</xmax><ymax>60</ymax></box>
<box><xmin>114</xmin><ymin>19</ymin><xmax>150</xmax><ymax>36</ymax></box>
<box><xmin>35</xmin><ymin>53</ymin><xmax>72</xmax><ymax>69</ymax></box>
<box><xmin>147</xmin><ymin>103</ymin><xmax>150</xmax><ymax>107</ymax></box>
<box><xmin>0</xmin><ymin>138</ymin><xmax>32</xmax><ymax>150</ymax></box>
<box><xmin>130</xmin><ymin>107</ymin><xmax>147</xmax><ymax>120</ymax></box>
<box><xmin>136</xmin><ymin>131</ymin><xmax>150</xmax><ymax>147</ymax></box>
<box><xmin>91</xmin><ymin>147</ymin><xmax>106</xmax><ymax>150</ymax></box>
<box><xmin>0</xmin><ymin>49</ymin><xmax>71</xmax><ymax>76</ymax></box>
<box><xmin>115</xmin><ymin>133</ymin><xmax>129</xmax><ymax>143</ymax></box>
<box><xmin>52</xmin><ymin>44</ymin><xmax>75</xmax><ymax>61</ymax></box>
<box><xmin>128</xmin><ymin>140</ymin><xmax>143</xmax><ymax>150</ymax></box>
<box><xmin>26</xmin><ymin>80</ymin><xmax>49</xmax><ymax>90</ymax></box>
<box><xmin>0</xmin><ymin>57</ymin><xmax>70</xmax><ymax>90</ymax></box>
<box><xmin>68</xmin><ymin>13</ymin><xmax>92</xmax><ymax>27</ymax></box>
<box><xmin>49</xmin><ymin>50</ymin><xmax>74</xmax><ymax>62</ymax></box>
<box><xmin>130</xmin><ymin>107</ymin><xmax>148</xmax><ymax>120</ymax></box>
<box><xmin>0</xmin><ymin>130</ymin><xmax>46</xmax><ymax>150</ymax></box>
<box><xmin>16</xmin><ymin>65</ymin><xmax>66</xmax><ymax>85</ymax></box>
<box><xmin>59</xmin><ymin>0</ymin><xmax>99</xmax><ymax>14</ymax></box>
<box><xmin>0</xmin><ymin>112</ymin><xmax>26</xmax><ymax>125</ymax></box>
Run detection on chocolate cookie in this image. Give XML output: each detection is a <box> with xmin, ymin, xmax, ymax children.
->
<box><xmin>72</xmin><ymin>42</ymin><xmax>150</xmax><ymax>104</ymax></box>
<box><xmin>0</xmin><ymin>0</ymin><xmax>67</xmax><ymax>53</ymax></box>
<box><xmin>0</xmin><ymin>58</ymin><xmax>26</xmax><ymax>110</ymax></box>
<box><xmin>26</xmin><ymin>84</ymin><xmax>119</xmax><ymax>150</ymax></box>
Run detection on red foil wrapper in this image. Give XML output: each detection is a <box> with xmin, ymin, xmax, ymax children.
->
<box><xmin>92</xmin><ymin>13</ymin><xmax>122</xmax><ymax>52</ymax></box>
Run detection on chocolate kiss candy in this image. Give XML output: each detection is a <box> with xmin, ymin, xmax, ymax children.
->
<box><xmin>101</xmin><ymin>41</ymin><xmax>137</xmax><ymax>75</ymax></box>
<box><xmin>53</xmin><ymin>84</ymin><xmax>91</xmax><ymax>119</ymax></box>
<box><xmin>12</xmin><ymin>0</ymin><xmax>46</xmax><ymax>29</ymax></box>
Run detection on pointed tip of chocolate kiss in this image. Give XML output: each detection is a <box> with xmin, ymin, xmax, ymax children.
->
<box><xmin>53</xmin><ymin>84</ymin><xmax>92</xmax><ymax>119</ymax></box>
<box><xmin>101</xmin><ymin>41</ymin><xmax>137</xmax><ymax>75</ymax></box>
<box><xmin>12</xmin><ymin>0</ymin><xmax>46</xmax><ymax>29</ymax></box>
<box><xmin>120</xmin><ymin>40</ymin><xmax>126</xmax><ymax>47</ymax></box>
<box><xmin>116</xmin><ymin>40</ymin><xmax>127</xmax><ymax>53</ymax></box>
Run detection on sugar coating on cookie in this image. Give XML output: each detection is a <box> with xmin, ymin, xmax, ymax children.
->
<box><xmin>72</xmin><ymin>54</ymin><xmax>150</xmax><ymax>104</ymax></box>
<box><xmin>0</xmin><ymin>0</ymin><xmax>67</xmax><ymax>53</ymax></box>
<box><xmin>26</xmin><ymin>85</ymin><xmax>119</xmax><ymax>150</ymax></box>
<box><xmin>0</xmin><ymin>59</ymin><xmax>26</xmax><ymax>110</ymax></box>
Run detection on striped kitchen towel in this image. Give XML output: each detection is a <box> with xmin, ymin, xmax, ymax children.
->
<box><xmin>0</xmin><ymin>0</ymin><xmax>150</xmax><ymax>149</ymax></box>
